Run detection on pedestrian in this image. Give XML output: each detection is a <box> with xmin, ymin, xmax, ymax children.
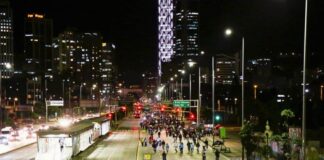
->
<box><xmin>174</xmin><ymin>142</ymin><xmax>178</xmax><ymax>153</ymax></box>
<box><xmin>162</xmin><ymin>151</ymin><xmax>167</xmax><ymax>160</ymax></box>
<box><xmin>162</xmin><ymin>140</ymin><xmax>166</xmax><ymax>150</ymax></box>
<box><xmin>215</xmin><ymin>148</ymin><xmax>220</xmax><ymax>160</ymax></box>
<box><xmin>190</xmin><ymin>142</ymin><xmax>195</xmax><ymax>155</ymax></box>
<box><xmin>202</xmin><ymin>151</ymin><xmax>206</xmax><ymax>160</ymax></box>
<box><xmin>153</xmin><ymin>142</ymin><xmax>157</xmax><ymax>153</ymax></box>
<box><xmin>166</xmin><ymin>143</ymin><xmax>169</xmax><ymax>153</ymax></box>
<box><xmin>202</xmin><ymin>146</ymin><xmax>206</xmax><ymax>154</ymax></box>
<box><xmin>141</xmin><ymin>138</ymin><xmax>144</xmax><ymax>146</ymax></box>
<box><xmin>158</xmin><ymin>131</ymin><xmax>161</xmax><ymax>138</ymax></box>
<box><xmin>187</xmin><ymin>141</ymin><xmax>191</xmax><ymax>153</ymax></box>
<box><xmin>204</xmin><ymin>139</ymin><xmax>208</xmax><ymax>149</ymax></box>
<box><xmin>179</xmin><ymin>142</ymin><xmax>184</xmax><ymax>154</ymax></box>
<box><xmin>143</xmin><ymin>137</ymin><xmax>147</xmax><ymax>147</ymax></box>
<box><xmin>196</xmin><ymin>142</ymin><xmax>200</xmax><ymax>154</ymax></box>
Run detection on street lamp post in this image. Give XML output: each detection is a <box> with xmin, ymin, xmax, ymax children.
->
<box><xmin>253</xmin><ymin>84</ymin><xmax>258</xmax><ymax>100</ymax></box>
<box><xmin>212</xmin><ymin>57</ymin><xmax>215</xmax><ymax>143</ymax></box>
<box><xmin>178</xmin><ymin>69</ymin><xmax>185</xmax><ymax>99</ymax></box>
<box><xmin>180</xmin><ymin>78</ymin><xmax>183</xmax><ymax>99</ymax></box>
<box><xmin>13</xmin><ymin>97</ymin><xmax>18</xmax><ymax>112</ymax></box>
<box><xmin>321</xmin><ymin>85</ymin><xmax>323</xmax><ymax>101</ymax></box>
<box><xmin>189</xmin><ymin>74</ymin><xmax>192</xmax><ymax>101</ymax></box>
<box><xmin>225</xmin><ymin>28</ymin><xmax>245</xmax><ymax>159</ymax></box>
<box><xmin>302</xmin><ymin>0</ymin><xmax>308</xmax><ymax>158</ymax></box>
<box><xmin>198</xmin><ymin>67</ymin><xmax>201</xmax><ymax>125</ymax></box>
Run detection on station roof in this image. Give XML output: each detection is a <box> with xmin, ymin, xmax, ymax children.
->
<box><xmin>37</xmin><ymin>117</ymin><xmax>109</xmax><ymax>137</ymax></box>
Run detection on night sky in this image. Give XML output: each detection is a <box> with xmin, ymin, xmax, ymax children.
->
<box><xmin>10</xmin><ymin>0</ymin><xmax>324</xmax><ymax>84</ymax></box>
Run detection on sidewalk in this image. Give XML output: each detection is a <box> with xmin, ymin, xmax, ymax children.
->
<box><xmin>203</xmin><ymin>131</ymin><xmax>242</xmax><ymax>159</ymax></box>
<box><xmin>137</xmin><ymin>129</ymin><xmax>231</xmax><ymax>160</ymax></box>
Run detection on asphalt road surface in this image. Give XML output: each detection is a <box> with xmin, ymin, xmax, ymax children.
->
<box><xmin>74</xmin><ymin>117</ymin><xmax>141</xmax><ymax>160</ymax></box>
<box><xmin>0</xmin><ymin>143</ymin><xmax>37</xmax><ymax>160</ymax></box>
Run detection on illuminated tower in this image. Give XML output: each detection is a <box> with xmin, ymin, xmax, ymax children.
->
<box><xmin>158</xmin><ymin>0</ymin><xmax>174</xmax><ymax>80</ymax></box>
<box><xmin>0</xmin><ymin>1</ymin><xmax>14</xmax><ymax>78</ymax></box>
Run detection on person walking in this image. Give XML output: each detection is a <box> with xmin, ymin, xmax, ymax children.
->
<box><xmin>196</xmin><ymin>142</ymin><xmax>200</xmax><ymax>154</ymax></box>
<box><xmin>162</xmin><ymin>140</ymin><xmax>166</xmax><ymax>150</ymax></box>
<box><xmin>162</xmin><ymin>151</ymin><xmax>167</xmax><ymax>160</ymax></box>
<box><xmin>153</xmin><ymin>141</ymin><xmax>157</xmax><ymax>153</ymax></box>
<box><xmin>187</xmin><ymin>141</ymin><xmax>191</xmax><ymax>153</ymax></box>
<box><xmin>190</xmin><ymin>142</ymin><xmax>195</xmax><ymax>155</ymax></box>
<box><xmin>215</xmin><ymin>148</ymin><xmax>220</xmax><ymax>160</ymax></box>
<box><xmin>179</xmin><ymin>142</ymin><xmax>184</xmax><ymax>155</ymax></box>
<box><xmin>202</xmin><ymin>151</ymin><xmax>206</xmax><ymax>160</ymax></box>
<box><xmin>166</xmin><ymin>143</ymin><xmax>169</xmax><ymax>153</ymax></box>
<box><xmin>174</xmin><ymin>142</ymin><xmax>178</xmax><ymax>153</ymax></box>
<box><xmin>204</xmin><ymin>139</ymin><xmax>208</xmax><ymax>149</ymax></box>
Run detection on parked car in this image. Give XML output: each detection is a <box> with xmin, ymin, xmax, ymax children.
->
<box><xmin>1</xmin><ymin>127</ymin><xmax>13</xmax><ymax>141</ymax></box>
<box><xmin>0</xmin><ymin>136</ymin><xmax>8</xmax><ymax>145</ymax></box>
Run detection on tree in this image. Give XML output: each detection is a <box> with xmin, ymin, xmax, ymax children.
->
<box><xmin>240</xmin><ymin>121</ymin><xmax>258</xmax><ymax>159</ymax></box>
<box><xmin>280</xmin><ymin>109</ymin><xmax>295</xmax><ymax>131</ymax></box>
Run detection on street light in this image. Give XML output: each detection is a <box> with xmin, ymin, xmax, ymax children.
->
<box><xmin>302</xmin><ymin>0</ymin><xmax>308</xmax><ymax>158</ymax></box>
<box><xmin>225</xmin><ymin>28</ymin><xmax>233</xmax><ymax>36</ymax></box>
<box><xmin>14</xmin><ymin>97</ymin><xmax>18</xmax><ymax>112</ymax></box>
<box><xmin>253</xmin><ymin>84</ymin><xmax>258</xmax><ymax>100</ymax></box>
<box><xmin>178</xmin><ymin>69</ymin><xmax>186</xmax><ymax>99</ymax></box>
<box><xmin>225</xmin><ymin>28</ymin><xmax>245</xmax><ymax>159</ymax></box>
<box><xmin>187</xmin><ymin>60</ymin><xmax>196</xmax><ymax>101</ymax></box>
<box><xmin>224</xmin><ymin>28</ymin><xmax>245</xmax><ymax>126</ymax></box>
<box><xmin>320</xmin><ymin>85</ymin><xmax>323</xmax><ymax>101</ymax></box>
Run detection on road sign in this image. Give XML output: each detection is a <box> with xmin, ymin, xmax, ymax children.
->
<box><xmin>173</xmin><ymin>100</ymin><xmax>190</xmax><ymax>108</ymax></box>
<box><xmin>46</xmin><ymin>100</ymin><xmax>64</xmax><ymax>106</ymax></box>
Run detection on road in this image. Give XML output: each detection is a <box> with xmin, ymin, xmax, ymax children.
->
<box><xmin>0</xmin><ymin>143</ymin><xmax>37</xmax><ymax>160</ymax></box>
<box><xmin>0</xmin><ymin>117</ymin><xmax>141</xmax><ymax>160</ymax></box>
<box><xmin>74</xmin><ymin>117</ymin><xmax>141</xmax><ymax>160</ymax></box>
<box><xmin>0</xmin><ymin>116</ymin><xmax>240</xmax><ymax>160</ymax></box>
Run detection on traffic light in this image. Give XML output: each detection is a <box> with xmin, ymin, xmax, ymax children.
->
<box><xmin>189</xmin><ymin>112</ymin><xmax>195</xmax><ymax>120</ymax></box>
<box><xmin>107</xmin><ymin>113</ymin><xmax>113</xmax><ymax>120</ymax></box>
<box><xmin>176</xmin><ymin>108</ymin><xmax>181</xmax><ymax>112</ymax></box>
<box><xmin>215</xmin><ymin>115</ymin><xmax>221</xmax><ymax>122</ymax></box>
<box><xmin>121</xmin><ymin>106</ymin><xmax>126</xmax><ymax>112</ymax></box>
<box><xmin>161</xmin><ymin>105</ymin><xmax>166</xmax><ymax>112</ymax></box>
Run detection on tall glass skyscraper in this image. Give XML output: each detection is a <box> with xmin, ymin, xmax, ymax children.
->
<box><xmin>0</xmin><ymin>0</ymin><xmax>14</xmax><ymax>78</ymax></box>
<box><xmin>174</xmin><ymin>0</ymin><xmax>199</xmax><ymax>58</ymax></box>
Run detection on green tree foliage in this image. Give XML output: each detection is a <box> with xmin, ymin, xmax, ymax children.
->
<box><xmin>240</xmin><ymin>121</ymin><xmax>258</xmax><ymax>159</ymax></box>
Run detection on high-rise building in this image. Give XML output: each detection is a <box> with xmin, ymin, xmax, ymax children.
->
<box><xmin>215</xmin><ymin>54</ymin><xmax>239</xmax><ymax>85</ymax></box>
<box><xmin>0</xmin><ymin>0</ymin><xmax>14</xmax><ymax>78</ymax></box>
<box><xmin>55</xmin><ymin>30</ymin><xmax>116</xmax><ymax>100</ymax></box>
<box><xmin>24</xmin><ymin>13</ymin><xmax>53</xmax><ymax>74</ymax></box>
<box><xmin>55</xmin><ymin>29</ymin><xmax>79</xmax><ymax>74</ymax></box>
<box><xmin>158</xmin><ymin>0</ymin><xmax>174</xmax><ymax>78</ymax></box>
<box><xmin>174</xmin><ymin>0</ymin><xmax>199</xmax><ymax>58</ymax></box>
<box><xmin>99</xmin><ymin>42</ymin><xmax>116</xmax><ymax>97</ymax></box>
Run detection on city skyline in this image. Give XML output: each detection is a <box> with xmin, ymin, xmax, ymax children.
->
<box><xmin>0</xmin><ymin>1</ymin><xmax>324</xmax><ymax>159</ymax></box>
<box><xmin>6</xmin><ymin>0</ymin><xmax>324</xmax><ymax>84</ymax></box>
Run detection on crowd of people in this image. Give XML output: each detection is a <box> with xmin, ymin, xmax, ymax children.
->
<box><xmin>139</xmin><ymin>111</ymin><xmax>221</xmax><ymax>160</ymax></box>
